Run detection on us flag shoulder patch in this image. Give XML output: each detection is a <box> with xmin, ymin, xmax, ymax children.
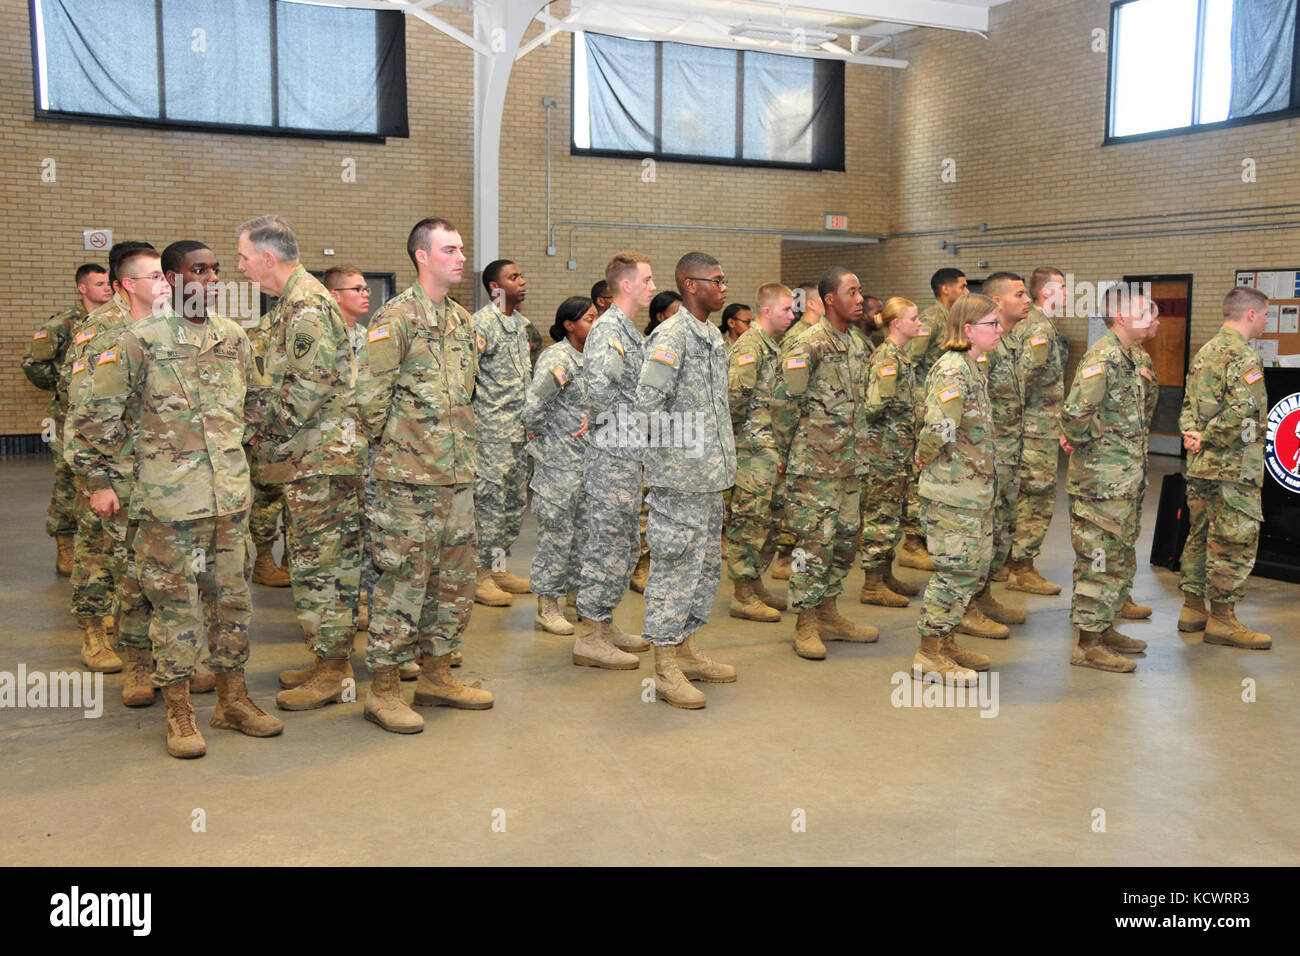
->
<box><xmin>1245</xmin><ymin>368</ymin><xmax>1263</xmax><ymax>384</ymax></box>
<box><xmin>97</xmin><ymin>348</ymin><xmax>118</xmax><ymax>365</ymax></box>
<box><xmin>368</xmin><ymin>324</ymin><xmax>391</xmax><ymax>342</ymax></box>
<box><xmin>475</xmin><ymin>333</ymin><xmax>486</xmax><ymax>351</ymax></box>
<box><xmin>1081</xmin><ymin>363</ymin><xmax>1104</xmax><ymax>379</ymax></box>
<box><xmin>917</xmin><ymin>326</ymin><xmax>931</xmax><ymax>336</ymax></box>
<box><xmin>879</xmin><ymin>364</ymin><xmax>897</xmax><ymax>377</ymax></box>
<box><xmin>651</xmin><ymin>347</ymin><xmax>678</xmax><ymax>366</ymax></box>
<box><xmin>736</xmin><ymin>352</ymin><xmax>756</xmax><ymax>366</ymax></box>
<box><xmin>75</xmin><ymin>329</ymin><xmax>95</xmax><ymax>344</ymax></box>
<box><xmin>1139</xmin><ymin>366</ymin><xmax>1154</xmax><ymax>381</ymax></box>
<box><xmin>939</xmin><ymin>386</ymin><xmax>962</xmax><ymax>403</ymax></box>
<box><xmin>611</xmin><ymin>337</ymin><xmax>625</xmax><ymax>357</ymax></box>
<box><xmin>785</xmin><ymin>355</ymin><xmax>807</xmax><ymax>370</ymax></box>
<box><xmin>1030</xmin><ymin>334</ymin><xmax>1048</xmax><ymax>346</ymax></box>
<box><xmin>33</xmin><ymin>329</ymin><xmax>49</xmax><ymax>340</ymax></box>
<box><xmin>72</xmin><ymin>358</ymin><xmax>86</xmax><ymax>374</ymax></box>
<box><xmin>552</xmin><ymin>365</ymin><xmax>568</xmax><ymax>386</ymax></box>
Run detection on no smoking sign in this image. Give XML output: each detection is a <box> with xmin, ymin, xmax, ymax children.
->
<box><xmin>83</xmin><ymin>228</ymin><xmax>112</xmax><ymax>251</ymax></box>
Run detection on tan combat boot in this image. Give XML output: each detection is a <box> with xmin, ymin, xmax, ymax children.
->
<box><xmin>1102</xmin><ymin>626</ymin><xmax>1147</xmax><ymax>654</ymax></box>
<box><xmin>356</xmin><ymin>591</ymin><xmax>370</xmax><ymax>632</ymax></box>
<box><xmin>211</xmin><ymin>670</ymin><xmax>284</xmax><ymax>736</ymax></box>
<box><xmin>730</xmin><ymin>579</ymin><xmax>781</xmax><ymax>622</ymax></box>
<box><xmin>365</xmin><ymin>665</ymin><xmax>424</xmax><ymax>734</ymax></box>
<box><xmin>973</xmin><ymin>584</ymin><xmax>1025</xmax><ymax>625</ymax></box>
<box><xmin>161</xmin><ymin>681</ymin><xmax>206</xmax><ymax>758</ymax></box>
<box><xmin>189</xmin><ymin>668</ymin><xmax>216</xmax><ymax>693</ymax></box>
<box><xmin>492</xmin><ymin>569</ymin><xmax>532</xmax><ymax>594</ymax></box>
<box><xmin>956</xmin><ymin>604</ymin><xmax>1010</xmax><ymax>640</ymax></box>
<box><xmin>793</xmin><ymin>610</ymin><xmax>826</xmax><ymax>660</ymax></box>
<box><xmin>1005</xmin><ymin>559</ymin><xmax>1062</xmax><ymax>596</ymax></box>
<box><xmin>883</xmin><ymin>565</ymin><xmax>919</xmax><ymax>597</ymax></box>
<box><xmin>535</xmin><ymin>595</ymin><xmax>575</xmax><ymax>635</ymax></box>
<box><xmin>413</xmin><ymin>653</ymin><xmax>494</xmax><ymax>709</ymax></box>
<box><xmin>564</xmin><ymin>589</ymin><xmax>579</xmax><ymax>620</ymax></box>
<box><xmin>653</xmin><ymin>645</ymin><xmax>706</xmax><ymax>709</ymax></box>
<box><xmin>913</xmin><ymin>635</ymin><xmax>977</xmax><ymax>685</ymax></box>
<box><xmin>1177</xmin><ymin>592</ymin><xmax>1208</xmax><ymax>632</ymax></box>
<box><xmin>898</xmin><ymin>534</ymin><xmax>934</xmax><ymax>571</ymax></box>
<box><xmin>276</xmin><ymin>656</ymin><xmax>352</xmax><ymax>710</ymax></box>
<box><xmin>941</xmin><ymin>634</ymin><xmax>990</xmax><ymax>672</ymax></box>
<box><xmin>1205</xmin><ymin>602</ymin><xmax>1272</xmax><ymax>650</ymax></box>
<box><xmin>252</xmin><ymin>542</ymin><xmax>290</xmax><ymax>587</ymax></box>
<box><xmin>77</xmin><ymin>615</ymin><xmax>122</xmax><ymax>673</ymax></box>
<box><xmin>278</xmin><ymin>653</ymin><xmax>325</xmax><ymax>689</ymax></box>
<box><xmin>121</xmin><ymin>647</ymin><xmax>157</xmax><ymax>707</ymax></box>
<box><xmin>1119</xmin><ymin>596</ymin><xmax>1152</xmax><ymax>620</ymax></box>
<box><xmin>604</xmin><ymin>619</ymin><xmax>650</xmax><ymax>652</ymax></box>
<box><xmin>474</xmin><ymin>568</ymin><xmax>512</xmax><ymax>606</ymax></box>
<box><xmin>399</xmin><ymin>657</ymin><xmax>420</xmax><ymax>681</ymax></box>
<box><xmin>572</xmin><ymin>621</ymin><xmax>639</xmax><ymax>670</ymax></box>
<box><xmin>989</xmin><ymin>565</ymin><xmax>1009</xmax><ymax>583</ymax></box>
<box><xmin>770</xmin><ymin>551</ymin><xmax>793</xmax><ymax>581</ymax></box>
<box><xmin>751</xmin><ymin>576</ymin><xmax>788</xmax><ymax>611</ymax></box>
<box><xmin>816</xmin><ymin>598</ymin><xmax>879</xmax><ymax>643</ymax></box>
<box><xmin>677</xmin><ymin>633</ymin><xmax>736</xmax><ymax>683</ymax></box>
<box><xmin>859</xmin><ymin>568</ymin><xmax>908</xmax><ymax>608</ymax></box>
<box><xmin>56</xmin><ymin>534</ymin><xmax>75</xmax><ymax>576</ymax></box>
<box><xmin>629</xmin><ymin>554</ymin><xmax>650</xmax><ymax>593</ymax></box>
<box><xmin>1071</xmin><ymin>629</ymin><xmax>1136</xmax><ymax>672</ymax></box>
<box><xmin>450</xmin><ymin>651</ymin><xmax>463</xmax><ymax>668</ymax></box>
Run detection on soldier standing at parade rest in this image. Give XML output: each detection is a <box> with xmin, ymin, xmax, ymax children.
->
<box><xmin>1177</xmin><ymin>286</ymin><xmax>1273</xmax><ymax>649</ymax></box>
<box><xmin>23</xmin><ymin>263</ymin><xmax>113</xmax><ymax>576</ymax></box>
<box><xmin>1059</xmin><ymin>290</ymin><xmax>1158</xmax><ymax>672</ymax></box>
<box><xmin>912</xmin><ymin>295</ymin><xmax>1003</xmax><ymax>685</ymax></box>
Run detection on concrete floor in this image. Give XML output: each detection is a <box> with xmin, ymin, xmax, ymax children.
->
<box><xmin>0</xmin><ymin>454</ymin><xmax>1296</xmax><ymax>866</ymax></box>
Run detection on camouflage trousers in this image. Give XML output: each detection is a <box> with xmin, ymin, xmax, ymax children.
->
<box><xmin>639</xmin><ymin>493</ymin><xmax>650</xmax><ymax>559</ymax></box>
<box><xmin>47</xmin><ymin>438</ymin><xmax>77</xmax><ymax>537</ymax></box>
<box><xmin>249</xmin><ymin>477</ymin><xmax>284</xmax><ymax>547</ymax></box>
<box><xmin>71</xmin><ymin>483</ymin><xmax>153</xmax><ymax>651</ymax></box>
<box><xmin>529</xmin><ymin>464</ymin><xmax>588</xmax><ymax>599</ymax></box>
<box><xmin>475</xmin><ymin>440</ymin><xmax>529</xmax><ymax>571</ymax></box>
<box><xmin>576</xmin><ymin>454</ymin><xmax>642</xmax><ymax>621</ymax></box>
<box><xmin>1010</xmin><ymin>437</ymin><xmax>1059</xmax><ymax>563</ymax></box>
<box><xmin>903</xmin><ymin>458</ymin><xmax>924</xmax><ymax>538</ymax></box>
<box><xmin>366</xmin><ymin>480</ymin><xmax>475</xmax><ymax>667</ymax></box>
<box><xmin>771</xmin><ymin>473</ymin><xmax>797</xmax><ymax>552</ymax></box>
<box><xmin>134</xmin><ymin>513</ymin><xmax>253</xmax><ymax>686</ymax></box>
<box><xmin>282</xmin><ymin>474</ymin><xmax>362</xmax><ymax>658</ymax></box>
<box><xmin>1069</xmin><ymin>495</ymin><xmax>1139</xmax><ymax>633</ymax></box>
<box><xmin>860</xmin><ymin>454</ymin><xmax>909</xmax><ymax>570</ymax></box>
<box><xmin>725</xmin><ymin>483</ymin><xmax>779</xmax><ymax>581</ymax></box>
<box><xmin>989</xmin><ymin>458</ymin><xmax>1021</xmax><ymax>576</ymax></box>
<box><xmin>787</xmin><ymin>474</ymin><xmax>861</xmax><ymax>613</ymax></box>
<box><xmin>644</xmin><ymin>488</ymin><xmax>723</xmax><ymax>646</ymax></box>
<box><xmin>917</xmin><ymin>498</ymin><xmax>993</xmax><ymax>640</ymax></box>
<box><xmin>360</xmin><ymin>468</ymin><xmax>378</xmax><ymax>600</ymax></box>
<box><xmin>1179</xmin><ymin>477</ymin><xmax>1260</xmax><ymax>604</ymax></box>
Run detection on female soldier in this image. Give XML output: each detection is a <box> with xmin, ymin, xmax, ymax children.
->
<box><xmin>719</xmin><ymin>302</ymin><xmax>753</xmax><ymax>349</ymax></box>
<box><xmin>913</xmin><ymin>294</ymin><xmax>1004</xmax><ymax>684</ymax></box>
<box><xmin>859</xmin><ymin>296</ymin><xmax>923</xmax><ymax>607</ymax></box>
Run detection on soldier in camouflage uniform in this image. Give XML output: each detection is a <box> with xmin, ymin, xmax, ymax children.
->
<box><xmin>1006</xmin><ymin>267</ymin><xmax>1069</xmax><ymax>596</ymax></box>
<box><xmin>912</xmin><ymin>295</ymin><xmax>1003</xmax><ymax>685</ymax></box>
<box><xmin>1059</xmin><ymin>290</ymin><xmax>1158</xmax><ymax>672</ymax></box>
<box><xmin>725</xmin><ymin>283</ymin><xmax>797</xmax><ymax>623</ymax></box>
<box><xmin>900</xmin><ymin>267</ymin><xmax>969</xmax><ymax>572</ymax></box>
<box><xmin>776</xmin><ymin>267</ymin><xmax>878</xmax><ymax>660</ymax></box>
<box><xmin>236</xmin><ymin>217</ymin><xmax>367</xmax><ymax>711</ymax></box>
<box><xmin>70</xmin><ymin>248</ymin><xmax>282</xmax><ymax>758</ymax></box>
<box><xmin>633</xmin><ymin>252</ymin><xmax>737</xmax><ymax>709</ymax></box>
<box><xmin>1177</xmin><ymin>287</ymin><xmax>1272</xmax><ymax>649</ymax></box>
<box><xmin>575</xmin><ymin>252</ymin><xmax>657</xmax><ymax>658</ymax></box>
<box><xmin>1117</xmin><ymin>333</ymin><xmax>1158</xmax><ymax>621</ymax></box>
<box><xmin>471</xmin><ymin>259</ymin><xmax>534</xmax><ymax>605</ymax></box>
<box><xmin>23</xmin><ymin>263</ymin><xmax>112</xmax><ymax>575</ymax></box>
<box><xmin>523</xmin><ymin>297</ymin><xmax>595</xmax><ymax>640</ymax></box>
<box><xmin>355</xmin><ymin>218</ymin><xmax>494</xmax><ymax>734</ymax></box>
<box><xmin>246</xmin><ymin>298</ymin><xmax>290</xmax><ymax>589</ymax></box>
<box><xmin>858</xmin><ymin>297</ymin><xmax>924</xmax><ymax>607</ymax></box>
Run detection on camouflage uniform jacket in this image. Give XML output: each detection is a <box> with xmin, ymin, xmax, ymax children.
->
<box><xmin>862</xmin><ymin>337</ymin><xmax>919</xmax><ymax>465</ymax></box>
<box><xmin>523</xmin><ymin>339</ymin><xmax>587</xmax><ymax>470</ymax></box>
<box><xmin>1061</xmin><ymin>329</ymin><xmax>1146</xmax><ymax>501</ymax></box>
<box><xmin>917</xmin><ymin>349</ymin><xmax>996</xmax><ymax>510</ymax></box>
<box><xmin>728</xmin><ymin>323</ymin><xmax>790</xmax><ymax>493</ymax></box>
<box><xmin>1013</xmin><ymin>305</ymin><xmax>1066</xmax><ymax>441</ymax></box>
<box><xmin>356</xmin><ymin>282</ymin><xmax>477</xmax><ymax>487</ymax></box>
<box><xmin>635</xmin><ymin>310</ymin><xmax>737</xmax><ymax>492</ymax></box>
<box><xmin>1179</xmin><ymin>325</ymin><xmax>1268</xmax><ymax>486</ymax></box>
<box><xmin>22</xmin><ymin>302</ymin><xmax>86</xmax><ymax>421</ymax></box>
<box><xmin>247</xmin><ymin>264</ymin><xmax>366</xmax><ymax>483</ymax></box>
<box><xmin>908</xmin><ymin>299</ymin><xmax>948</xmax><ymax>377</ymax></box>
<box><xmin>582</xmin><ymin>303</ymin><xmax>644</xmax><ymax>460</ymax></box>
<box><xmin>471</xmin><ymin>302</ymin><xmax>532</xmax><ymax>443</ymax></box>
<box><xmin>984</xmin><ymin>331</ymin><xmax>1024</xmax><ymax>466</ymax></box>
<box><xmin>1133</xmin><ymin>344</ymin><xmax>1158</xmax><ymax>428</ymax></box>
<box><xmin>70</xmin><ymin>308</ymin><xmax>254</xmax><ymax>522</ymax></box>
<box><xmin>62</xmin><ymin>292</ymin><xmax>133</xmax><ymax>488</ymax></box>
<box><xmin>776</xmin><ymin>317</ymin><xmax>869</xmax><ymax>479</ymax></box>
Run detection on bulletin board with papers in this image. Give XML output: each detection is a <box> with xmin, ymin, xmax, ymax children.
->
<box><xmin>1234</xmin><ymin>269</ymin><xmax>1300</xmax><ymax>367</ymax></box>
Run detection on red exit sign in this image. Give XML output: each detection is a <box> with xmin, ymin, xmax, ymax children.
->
<box><xmin>824</xmin><ymin>212</ymin><xmax>848</xmax><ymax>231</ymax></box>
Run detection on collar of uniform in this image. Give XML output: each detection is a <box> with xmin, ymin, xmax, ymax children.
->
<box><xmin>933</xmin><ymin>299</ymin><xmax>949</xmax><ymax>319</ymax></box>
<box><xmin>72</xmin><ymin>302</ymin><xmax>88</xmax><ymax>320</ymax></box>
<box><xmin>486</xmin><ymin>299</ymin><xmax>529</xmax><ymax>332</ymax></box>
<box><xmin>1102</xmin><ymin>328</ymin><xmax>1136</xmax><ymax>366</ymax></box>
<box><xmin>753</xmin><ymin>324</ymin><xmax>777</xmax><ymax>353</ymax></box>
<box><xmin>281</xmin><ymin>264</ymin><xmax>309</xmax><ymax>302</ymax></box>
<box><xmin>602</xmin><ymin>302</ymin><xmax>637</xmax><ymax>339</ymax></box>
<box><xmin>561</xmin><ymin>337</ymin><xmax>584</xmax><ymax>364</ymax></box>
<box><xmin>412</xmin><ymin>281</ymin><xmax>447</xmax><ymax>327</ymax></box>
<box><xmin>678</xmin><ymin>307</ymin><xmax>715</xmax><ymax>343</ymax></box>
<box><xmin>820</xmin><ymin>317</ymin><xmax>849</xmax><ymax>351</ymax></box>
<box><xmin>884</xmin><ymin>338</ymin><xmax>912</xmax><ymax>363</ymax></box>
<box><xmin>1222</xmin><ymin>324</ymin><xmax>1248</xmax><ymax>347</ymax></box>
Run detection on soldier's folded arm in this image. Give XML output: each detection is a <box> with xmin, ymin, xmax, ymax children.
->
<box><xmin>1198</xmin><ymin>360</ymin><xmax>1252</xmax><ymax>449</ymax></box>
<box><xmin>355</xmin><ymin>315</ymin><xmax>405</xmax><ymax>440</ymax></box>
<box><xmin>264</xmin><ymin>306</ymin><xmax>339</xmax><ymax>440</ymax></box>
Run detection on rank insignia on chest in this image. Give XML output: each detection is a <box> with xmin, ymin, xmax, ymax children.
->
<box><xmin>1081</xmin><ymin>363</ymin><xmax>1103</xmax><ymax>379</ymax></box>
<box><xmin>72</xmin><ymin>358</ymin><xmax>86</xmax><ymax>374</ymax></box>
<box><xmin>611</xmin><ymin>337</ymin><xmax>625</xmax><ymax>357</ymax></box>
<box><xmin>97</xmin><ymin>348</ymin><xmax>118</xmax><ymax>365</ymax></box>
<box><xmin>368</xmin><ymin>324</ymin><xmax>391</xmax><ymax>342</ymax></box>
<box><xmin>785</xmin><ymin>356</ymin><xmax>807</xmax><ymax>370</ymax></box>
<box><xmin>879</xmin><ymin>364</ymin><xmax>897</xmax><ymax>377</ymax></box>
<box><xmin>651</xmin><ymin>347</ymin><xmax>678</xmax><ymax>365</ymax></box>
<box><xmin>553</xmin><ymin>365</ymin><xmax>568</xmax><ymax>386</ymax></box>
<box><xmin>75</xmin><ymin>329</ymin><xmax>95</xmax><ymax>345</ymax></box>
<box><xmin>292</xmin><ymin>332</ymin><xmax>315</xmax><ymax>360</ymax></box>
<box><xmin>939</xmin><ymin>386</ymin><xmax>961</xmax><ymax>403</ymax></box>
<box><xmin>33</xmin><ymin>329</ymin><xmax>49</xmax><ymax>340</ymax></box>
<box><xmin>475</xmin><ymin>333</ymin><xmax>486</xmax><ymax>351</ymax></box>
<box><xmin>1030</xmin><ymin>334</ymin><xmax>1048</xmax><ymax>346</ymax></box>
<box><xmin>736</xmin><ymin>352</ymin><xmax>756</xmax><ymax>366</ymax></box>
<box><xmin>1139</xmin><ymin>366</ymin><xmax>1154</xmax><ymax>381</ymax></box>
<box><xmin>1245</xmin><ymin>368</ymin><xmax>1263</xmax><ymax>384</ymax></box>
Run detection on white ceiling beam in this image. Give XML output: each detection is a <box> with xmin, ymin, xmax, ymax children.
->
<box><xmin>745</xmin><ymin>0</ymin><xmax>990</xmax><ymax>33</ymax></box>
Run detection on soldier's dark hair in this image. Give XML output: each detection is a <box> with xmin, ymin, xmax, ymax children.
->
<box><xmin>482</xmin><ymin>259</ymin><xmax>515</xmax><ymax>293</ymax></box>
<box><xmin>720</xmin><ymin>303</ymin><xmax>752</xmax><ymax>335</ymax></box>
<box><xmin>945</xmin><ymin>294</ymin><xmax>998</xmax><ymax>351</ymax></box>
<box><xmin>675</xmin><ymin>251</ymin><xmax>721</xmax><ymax>291</ymax></box>
<box><xmin>322</xmin><ymin>265</ymin><xmax>365</xmax><ymax>290</ymax></box>
<box><xmin>929</xmin><ymin>267</ymin><xmax>966</xmax><ymax>297</ymax></box>
<box><xmin>983</xmin><ymin>272</ymin><xmax>1024</xmax><ymax>299</ymax></box>
<box><xmin>818</xmin><ymin>266</ymin><xmax>855</xmax><ymax>303</ymax></box>
<box><xmin>590</xmin><ymin>280</ymin><xmax>610</xmax><ymax>302</ymax></box>
<box><xmin>107</xmin><ymin>241</ymin><xmax>156</xmax><ymax>285</ymax></box>
<box><xmin>238</xmin><ymin>216</ymin><xmax>298</xmax><ymax>262</ymax></box>
<box><xmin>75</xmin><ymin>263</ymin><xmax>107</xmax><ymax>284</ymax></box>
<box><xmin>406</xmin><ymin>218</ymin><xmax>458</xmax><ymax>270</ymax></box>
<box><xmin>1029</xmin><ymin>266</ymin><xmax>1065</xmax><ymax>301</ymax></box>
<box><xmin>1223</xmin><ymin>286</ymin><xmax>1268</xmax><ymax>318</ymax></box>
<box><xmin>550</xmin><ymin>296</ymin><xmax>593</xmax><ymax>341</ymax></box>
<box><xmin>161</xmin><ymin>241</ymin><xmax>211</xmax><ymax>275</ymax></box>
<box><xmin>646</xmin><ymin>290</ymin><xmax>682</xmax><ymax>335</ymax></box>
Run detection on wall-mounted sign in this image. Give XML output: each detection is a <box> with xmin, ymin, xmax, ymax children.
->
<box><xmin>83</xmin><ymin>228</ymin><xmax>112</xmax><ymax>251</ymax></box>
